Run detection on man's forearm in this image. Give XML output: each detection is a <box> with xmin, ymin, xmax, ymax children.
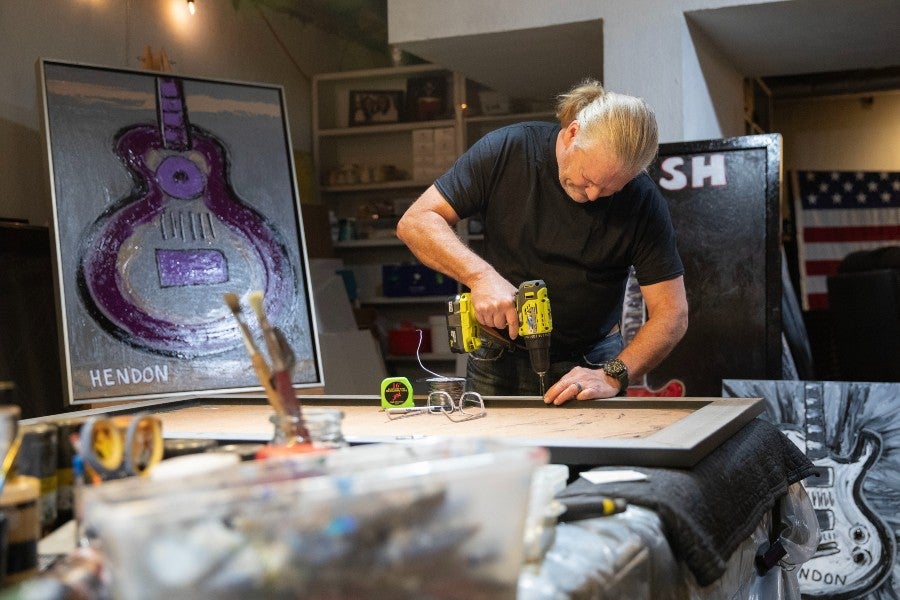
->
<box><xmin>398</xmin><ymin>214</ymin><xmax>488</xmax><ymax>286</ymax></box>
<box><xmin>615</xmin><ymin>276</ymin><xmax>689</xmax><ymax>384</ymax></box>
<box><xmin>617</xmin><ymin>312</ymin><xmax>687</xmax><ymax>383</ymax></box>
<box><xmin>398</xmin><ymin>186</ymin><xmax>521</xmax><ymax>333</ymax></box>
<box><xmin>396</xmin><ymin>186</ymin><xmax>494</xmax><ymax>288</ymax></box>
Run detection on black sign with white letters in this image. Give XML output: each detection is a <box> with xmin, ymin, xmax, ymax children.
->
<box><xmin>643</xmin><ymin>134</ymin><xmax>783</xmax><ymax>396</ymax></box>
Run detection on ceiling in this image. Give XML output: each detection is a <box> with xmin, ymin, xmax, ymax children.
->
<box><xmin>396</xmin><ymin>20</ymin><xmax>604</xmax><ymax>106</ymax></box>
<box><xmin>393</xmin><ymin>0</ymin><xmax>900</xmax><ymax>102</ymax></box>
<box><xmin>262</xmin><ymin>0</ymin><xmax>899</xmax><ymax>101</ymax></box>
<box><xmin>685</xmin><ymin>0</ymin><xmax>900</xmax><ymax>98</ymax></box>
<box><xmin>239</xmin><ymin>0</ymin><xmax>389</xmax><ymax>55</ymax></box>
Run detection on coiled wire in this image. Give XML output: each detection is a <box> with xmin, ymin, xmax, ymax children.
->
<box><xmin>415</xmin><ymin>327</ymin><xmax>467</xmax><ymax>404</ymax></box>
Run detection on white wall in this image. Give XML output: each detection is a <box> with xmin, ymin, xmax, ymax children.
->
<box><xmin>387</xmin><ymin>0</ymin><xmax>780</xmax><ymax>143</ymax></box>
<box><xmin>0</xmin><ymin>0</ymin><xmax>384</xmax><ymax>227</ymax></box>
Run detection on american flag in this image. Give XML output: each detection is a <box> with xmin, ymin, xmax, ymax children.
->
<box><xmin>795</xmin><ymin>170</ymin><xmax>900</xmax><ymax>310</ymax></box>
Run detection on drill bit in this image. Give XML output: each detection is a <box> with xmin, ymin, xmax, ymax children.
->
<box><xmin>539</xmin><ymin>373</ymin><xmax>546</xmax><ymax>397</ymax></box>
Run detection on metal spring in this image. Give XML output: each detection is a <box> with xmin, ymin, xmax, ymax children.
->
<box><xmin>415</xmin><ymin>327</ymin><xmax>469</xmax><ymax>403</ymax></box>
<box><xmin>426</xmin><ymin>376</ymin><xmax>466</xmax><ymax>404</ymax></box>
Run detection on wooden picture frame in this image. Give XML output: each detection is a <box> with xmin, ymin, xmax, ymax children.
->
<box><xmin>348</xmin><ymin>90</ymin><xmax>403</xmax><ymax>126</ymax></box>
<box><xmin>405</xmin><ymin>75</ymin><xmax>449</xmax><ymax>121</ymax></box>
<box><xmin>25</xmin><ymin>395</ymin><xmax>765</xmax><ymax>468</ymax></box>
<box><xmin>38</xmin><ymin>59</ymin><xmax>323</xmax><ymax>405</ymax></box>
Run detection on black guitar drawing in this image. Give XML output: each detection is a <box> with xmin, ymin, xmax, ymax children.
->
<box><xmin>77</xmin><ymin>76</ymin><xmax>296</xmax><ymax>358</ymax></box>
<box><xmin>783</xmin><ymin>382</ymin><xmax>895</xmax><ymax>599</ymax></box>
<box><xmin>620</xmin><ymin>268</ymin><xmax>685</xmax><ymax>396</ymax></box>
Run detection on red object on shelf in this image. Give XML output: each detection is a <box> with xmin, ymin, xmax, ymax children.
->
<box><xmin>389</xmin><ymin>324</ymin><xmax>431</xmax><ymax>355</ymax></box>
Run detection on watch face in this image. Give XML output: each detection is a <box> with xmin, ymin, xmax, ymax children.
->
<box><xmin>604</xmin><ymin>358</ymin><xmax>626</xmax><ymax>378</ymax></box>
<box><xmin>604</xmin><ymin>359</ymin><xmax>629</xmax><ymax>396</ymax></box>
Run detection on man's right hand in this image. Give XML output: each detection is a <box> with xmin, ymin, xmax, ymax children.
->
<box><xmin>469</xmin><ymin>274</ymin><xmax>520</xmax><ymax>339</ymax></box>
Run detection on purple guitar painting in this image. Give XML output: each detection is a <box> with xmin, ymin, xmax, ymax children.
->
<box><xmin>77</xmin><ymin>77</ymin><xmax>296</xmax><ymax>358</ymax></box>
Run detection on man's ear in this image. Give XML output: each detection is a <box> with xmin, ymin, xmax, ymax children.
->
<box><xmin>562</xmin><ymin>120</ymin><xmax>580</xmax><ymax>147</ymax></box>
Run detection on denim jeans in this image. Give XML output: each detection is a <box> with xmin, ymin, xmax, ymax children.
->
<box><xmin>466</xmin><ymin>333</ymin><xmax>624</xmax><ymax>396</ymax></box>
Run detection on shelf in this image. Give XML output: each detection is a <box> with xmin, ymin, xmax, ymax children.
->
<box><xmin>313</xmin><ymin>63</ymin><xmax>451</xmax><ymax>82</ymax></box>
<box><xmin>318</xmin><ymin>119</ymin><xmax>456</xmax><ymax>137</ymax></box>
<box><xmin>334</xmin><ymin>237</ymin><xmax>406</xmax><ymax>249</ymax></box>
<box><xmin>313</xmin><ymin>65</ymin><xmax>550</xmax><ymax>379</ymax></box>
<box><xmin>361</xmin><ymin>296</ymin><xmax>450</xmax><ymax>305</ymax></box>
<box><xmin>386</xmin><ymin>353</ymin><xmax>459</xmax><ymax>362</ymax></box>
<box><xmin>464</xmin><ymin>110</ymin><xmax>555</xmax><ymax>124</ymax></box>
<box><xmin>321</xmin><ymin>180</ymin><xmax>429</xmax><ymax>193</ymax></box>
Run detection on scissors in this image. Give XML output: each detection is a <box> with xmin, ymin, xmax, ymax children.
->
<box><xmin>78</xmin><ymin>412</ymin><xmax>164</xmax><ymax>481</ymax></box>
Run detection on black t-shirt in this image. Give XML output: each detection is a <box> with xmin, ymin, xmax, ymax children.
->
<box><xmin>435</xmin><ymin>122</ymin><xmax>684</xmax><ymax>356</ymax></box>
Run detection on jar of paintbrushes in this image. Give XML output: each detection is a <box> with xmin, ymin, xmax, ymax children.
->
<box><xmin>259</xmin><ymin>409</ymin><xmax>347</xmax><ymax>459</ymax></box>
<box><xmin>222</xmin><ymin>291</ymin><xmax>347</xmax><ymax>460</ymax></box>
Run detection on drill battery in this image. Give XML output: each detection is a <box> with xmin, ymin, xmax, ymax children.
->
<box><xmin>447</xmin><ymin>293</ymin><xmax>481</xmax><ymax>353</ymax></box>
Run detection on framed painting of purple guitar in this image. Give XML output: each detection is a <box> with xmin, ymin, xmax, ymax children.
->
<box><xmin>38</xmin><ymin>59</ymin><xmax>323</xmax><ymax>404</ymax></box>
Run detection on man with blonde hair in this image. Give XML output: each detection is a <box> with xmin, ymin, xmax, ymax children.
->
<box><xmin>397</xmin><ymin>79</ymin><xmax>688</xmax><ymax>404</ymax></box>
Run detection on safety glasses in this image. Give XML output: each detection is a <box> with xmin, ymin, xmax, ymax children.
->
<box><xmin>386</xmin><ymin>390</ymin><xmax>487</xmax><ymax>422</ymax></box>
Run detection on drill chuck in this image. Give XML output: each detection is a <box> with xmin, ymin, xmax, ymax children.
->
<box><xmin>525</xmin><ymin>333</ymin><xmax>551</xmax><ymax>375</ymax></box>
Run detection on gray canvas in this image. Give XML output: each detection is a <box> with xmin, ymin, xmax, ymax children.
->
<box><xmin>40</xmin><ymin>60</ymin><xmax>320</xmax><ymax>404</ymax></box>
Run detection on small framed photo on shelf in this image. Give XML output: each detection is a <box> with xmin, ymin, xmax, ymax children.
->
<box><xmin>348</xmin><ymin>90</ymin><xmax>403</xmax><ymax>126</ymax></box>
<box><xmin>405</xmin><ymin>75</ymin><xmax>449</xmax><ymax>121</ymax></box>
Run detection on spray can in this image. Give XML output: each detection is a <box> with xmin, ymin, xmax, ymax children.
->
<box><xmin>16</xmin><ymin>423</ymin><xmax>59</xmax><ymax>535</ymax></box>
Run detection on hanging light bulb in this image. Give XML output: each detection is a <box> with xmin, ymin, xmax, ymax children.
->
<box><xmin>187</xmin><ymin>0</ymin><xmax>196</xmax><ymax>15</ymax></box>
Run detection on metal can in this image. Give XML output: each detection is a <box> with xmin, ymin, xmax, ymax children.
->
<box><xmin>0</xmin><ymin>381</ymin><xmax>15</xmax><ymax>404</ymax></box>
<box><xmin>16</xmin><ymin>422</ymin><xmax>59</xmax><ymax>535</ymax></box>
<box><xmin>54</xmin><ymin>418</ymin><xmax>85</xmax><ymax>528</ymax></box>
<box><xmin>0</xmin><ymin>475</ymin><xmax>41</xmax><ymax>585</ymax></box>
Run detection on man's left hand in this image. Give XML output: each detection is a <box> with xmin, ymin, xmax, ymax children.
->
<box><xmin>543</xmin><ymin>366</ymin><xmax>620</xmax><ymax>405</ymax></box>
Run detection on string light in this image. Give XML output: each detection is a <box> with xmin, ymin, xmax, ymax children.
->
<box><xmin>187</xmin><ymin>0</ymin><xmax>196</xmax><ymax>15</ymax></box>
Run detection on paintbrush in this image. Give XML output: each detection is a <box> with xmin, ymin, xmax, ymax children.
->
<box><xmin>223</xmin><ymin>292</ymin><xmax>285</xmax><ymax>415</ymax></box>
<box><xmin>247</xmin><ymin>290</ymin><xmax>303</xmax><ymax>421</ymax></box>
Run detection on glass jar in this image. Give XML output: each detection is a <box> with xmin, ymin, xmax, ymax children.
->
<box><xmin>258</xmin><ymin>409</ymin><xmax>347</xmax><ymax>459</ymax></box>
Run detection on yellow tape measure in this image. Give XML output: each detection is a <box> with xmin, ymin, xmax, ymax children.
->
<box><xmin>380</xmin><ymin>377</ymin><xmax>415</xmax><ymax>410</ymax></box>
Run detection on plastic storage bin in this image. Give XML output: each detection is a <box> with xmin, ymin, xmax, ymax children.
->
<box><xmin>382</xmin><ymin>264</ymin><xmax>458</xmax><ymax>297</ymax></box>
<box><xmin>82</xmin><ymin>438</ymin><xmax>548</xmax><ymax>599</ymax></box>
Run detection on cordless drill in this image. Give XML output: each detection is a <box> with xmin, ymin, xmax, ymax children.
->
<box><xmin>447</xmin><ymin>279</ymin><xmax>553</xmax><ymax>393</ymax></box>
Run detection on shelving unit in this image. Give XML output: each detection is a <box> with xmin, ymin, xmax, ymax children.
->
<box><xmin>311</xmin><ymin>64</ymin><xmax>554</xmax><ymax>379</ymax></box>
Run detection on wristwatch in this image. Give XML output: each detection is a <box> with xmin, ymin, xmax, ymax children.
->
<box><xmin>601</xmin><ymin>358</ymin><xmax>629</xmax><ymax>396</ymax></box>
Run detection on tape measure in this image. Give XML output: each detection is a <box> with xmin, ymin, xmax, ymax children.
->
<box><xmin>380</xmin><ymin>377</ymin><xmax>415</xmax><ymax>410</ymax></box>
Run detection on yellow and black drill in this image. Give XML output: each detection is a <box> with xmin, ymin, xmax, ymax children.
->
<box><xmin>446</xmin><ymin>279</ymin><xmax>553</xmax><ymax>394</ymax></box>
